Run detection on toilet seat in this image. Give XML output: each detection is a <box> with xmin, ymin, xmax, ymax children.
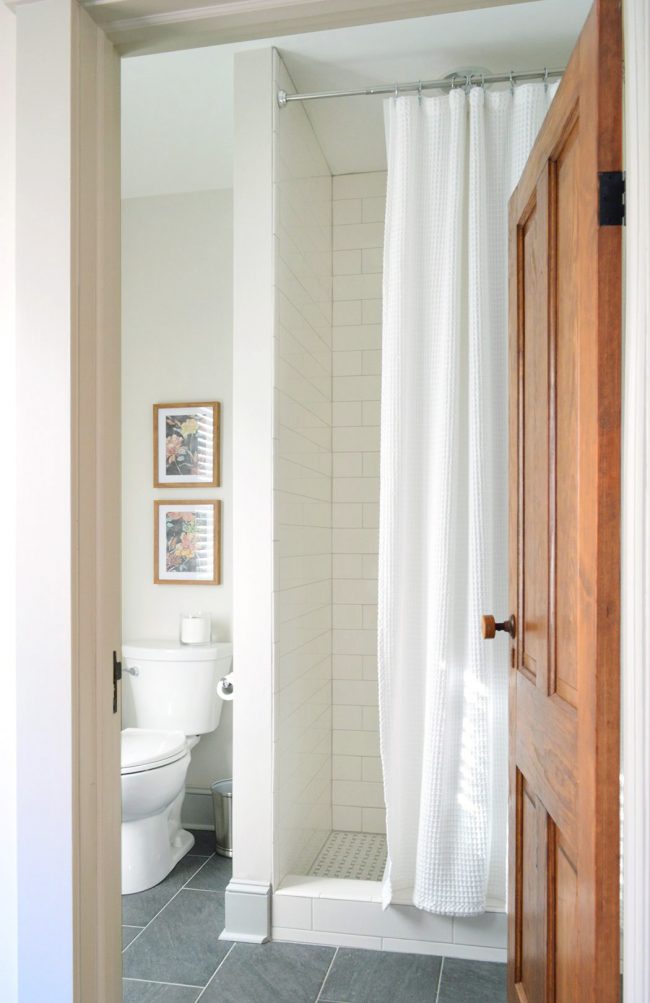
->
<box><xmin>121</xmin><ymin>727</ymin><xmax>187</xmax><ymax>775</ymax></box>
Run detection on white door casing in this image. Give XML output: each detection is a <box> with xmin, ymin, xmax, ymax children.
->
<box><xmin>14</xmin><ymin>1</ymin><xmax>122</xmax><ymax>1000</ymax></box>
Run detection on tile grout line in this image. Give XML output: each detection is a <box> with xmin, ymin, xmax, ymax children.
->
<box><xmin>181</xmin><ymin>853</ymin><xmax>217</xmax><ymax>886</ymax></box>
<box><xmin>194</xmin><ymin>943</ymin><xmax>236</xmax><ymax>1000</ymax></box>
<box><xmin>122</xmin><ymin>853</ymin><xmax>217</xmax><ymax>953</ymax></box>
<box><xmin>123</xmin><ymin>977</ymin><xmax>204</xmax><ymax>990</ymax></box>
<box><xmin>180</xmin><ymin>887</ymin><xmax>228</xmax><ymax>895</ymax></box>
<box><xmin>314</xmin><ymin>946</ymin><xmax>339</xmax><ymax>1002</ymax></box>
<box><xmin>435</xmin><ymin>956</ymin><xmax>445</xmax><ymax>1003</ymax></box>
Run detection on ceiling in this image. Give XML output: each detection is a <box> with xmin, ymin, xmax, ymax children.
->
<box><xmin>121</xmin><ymin>0</ymin><xmax>591</xmax><ymax>199</ymax></box>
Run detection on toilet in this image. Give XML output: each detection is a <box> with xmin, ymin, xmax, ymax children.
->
<box><xmin>121</xmin><ymin>639</ymin><xmax>232</xmax><ymax>895</ymax></box>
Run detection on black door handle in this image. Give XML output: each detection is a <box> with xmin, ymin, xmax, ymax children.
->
<box><xmin>113</xmin><ymin>650</ymin><xmax>122</xmax><ymax>714</ymax></box>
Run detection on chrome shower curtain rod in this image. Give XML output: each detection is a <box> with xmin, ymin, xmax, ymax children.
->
<box><xmin>277</xmin><ymin>66</ymin><xmax>564</xmax><ymax>107</ymax></box>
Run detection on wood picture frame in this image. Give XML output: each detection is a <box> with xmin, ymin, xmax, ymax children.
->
<box><xmin>154</xmin><ymin>401</ymin><xmax>221</xmax><ymax>488</ymax></box>
<box><xmin>154</xmin><ymin>499</ymin><xmax>221</xmax><ymax>585</ymax></box>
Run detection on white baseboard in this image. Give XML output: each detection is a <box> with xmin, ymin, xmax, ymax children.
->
<box><xmin>221</xmin><ymin>880</ymin><xmax>271</xmax><ymax>944</ymax></box>
<box><xmin>182</xmin><ymin>788</ymin><xmax>213</xmax><ymax>829</ymax></box>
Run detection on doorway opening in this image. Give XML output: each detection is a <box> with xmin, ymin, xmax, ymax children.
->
<box><xmin>115</xmin><ymin>0</ymin><xmax>619</xmax><ymax>999</ymax></box>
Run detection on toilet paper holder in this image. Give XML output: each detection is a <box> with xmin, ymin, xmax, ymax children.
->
<box><xmin>217</xmin><ymin>674</ymin><xmax>234</xmax><ymax>700</ymax></box>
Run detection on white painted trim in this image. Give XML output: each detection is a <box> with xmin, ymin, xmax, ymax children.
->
<box><xmin>182</xmin><ymin>789</ymin><xmax>215</xmax><ymax>829</ymax></box>
<box><xmin>0</xmin><ymin>6</ymin><xmax>17</xmax><ymax>1002</ymax></box>
<box><xmin>15</xmin><ymin>3</ymin><xmax>75</xmax><ymax>998</ymax></box>
<box><xmin>230</xmin><ymin>44</ymin><xmax>275</xmax><ymax>898</ymax></box>
<box><xmin>77</xmin><ymin>0</ymin><xmax>526</xmax><ymax>55</ymax></box>
<box><xmin>221</xmin><ymin>880</ymin><xmax>272</xmax><ymax>943</ymax></box>
<box><xmin>91</xmin><ymin>0</ymin><xmax>513</xmax><ymax>31</ymax></box>
<box><xmin>12</xmin><ymin>5</ymin><xmax>122</xmax><ymax>999</ymax></box>
<box><xmin>622</xmin><ymin>0</ymin><xmax>650</xmax><ymax>999</ymax></box>
<box><xmin>221</xmin><ymin>932</ymin><xmax>271</xmax><ymax>944</ymax></box>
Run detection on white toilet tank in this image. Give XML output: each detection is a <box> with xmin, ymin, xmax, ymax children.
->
<box><xmin>121</xmin><ymin>640</ymin><xmax>233</xmax><ymax>735</ymax></box>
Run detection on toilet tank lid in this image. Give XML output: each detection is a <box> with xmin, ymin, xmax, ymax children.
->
<box><xmin>122</xmin><ymin>640</ymin><xmax>233</xmax><ymax>662</ymax></box>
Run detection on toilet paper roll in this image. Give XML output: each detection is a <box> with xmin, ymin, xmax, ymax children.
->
<box><xmin>217</xmin><ymin>673</ymin><xmax>234</xmax><ymax>701</ymax></box>
<box><xmin>180</xmin><ymin>613</ymin><xmax>211</xmax><ymax>645</ymax></box>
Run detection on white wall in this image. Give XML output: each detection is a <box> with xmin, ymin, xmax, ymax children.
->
<box><xmin>121</xmin><ymin>46</ymin><xmax>235</xmax><ymax>199</ymax></box>
<box><xmin>273</xmin><ymin>53</ymin><xmax>333</xmax><ymax>883</ymax></box>
<box><xmin>0</xmin><ymin>5</ymin><xmax>17</xmax><ymax>1001</ymax></box>
<box><xmin>331</xmin><ymin>170</ymin><xmax>386</xmax><ymax>834</ymax></box>
<box><xmin>121</xmin><ymin>188</ymin><xmax>233</xmax><ymax>789</ymax></box>
<box><xmin>15</xmin><ymin>2</ymin><xmax>74</xmax><ymax>998</ymax></box>
<box><xmin>230</xmin><ymin>45</ymin><xmax>275</xmax><ymax>889</ymax></box>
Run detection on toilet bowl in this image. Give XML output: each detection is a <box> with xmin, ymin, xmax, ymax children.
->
<box><xmin>121</xmin><ymin>728</ymin><xmax>195</xmax><ymax>894</ymax></box>
<box><xmin>120</xmin><ymin>640</ymin><xmax>233</xmax><ymax>895</ymax></box>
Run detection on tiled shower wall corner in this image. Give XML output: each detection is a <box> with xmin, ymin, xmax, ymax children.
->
<box><xmin>273</xmin><ymin>53</ymin><xmax>333</xmax><ymax>883</ymax></box>
<box><xmin>331</xmin><ymin>171</ymin><xmax>387</xmax><ymax>835</ymax></box>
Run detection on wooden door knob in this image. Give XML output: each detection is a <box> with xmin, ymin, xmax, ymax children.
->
<box><xmin>482</xmin><ymin>614</ymin><xmax>516</xmax><ymax>640</ymax></box>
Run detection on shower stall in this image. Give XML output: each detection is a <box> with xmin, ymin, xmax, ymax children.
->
<box><xmin>272</xmin><ymin>52</ymin><xmax>388</xmax><ymax>891</ymax></box>
<box><xmin>231</xmin><ymin>34</ymin><xmax>562</xmax><ymax>958</ymax></box>
<box><xmin>266</xmin><ymin>46</ymin><xmax>510</xmax><ymax>957</ymax></box>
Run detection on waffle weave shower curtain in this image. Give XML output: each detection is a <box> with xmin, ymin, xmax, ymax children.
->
<box><xmin>378</xmin><ymin>82</ymin><xmax>558</xmax><ymax>916</ymax></box>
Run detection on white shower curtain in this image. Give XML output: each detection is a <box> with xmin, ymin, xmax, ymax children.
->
<box><xmin>379</xmin><ymin>83</ymin><xmax>558</xmax><ymax>916</ymax></box>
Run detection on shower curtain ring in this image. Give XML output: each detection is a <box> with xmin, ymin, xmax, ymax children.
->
<box><xmin>481</xmin><ymin>73</ymin><xmax>485</xmax><ymax>89</ymax></box>
<box><xmin>509</xmin><ymin>71</ymin><xmax>515</xmax><ymax>95</ymax></box>
<box><xmin>394</xmin><ymin>82</ymin><xmax>399</xmax><ymax>100</ymax></box>
<box><xmin>544</xmin><ymin>66</ymin><xmax>549</xmax><ymax>92</ymax></box>
<box><xmin>464</xmin><ymin>73</ymin><xmax>471</xmax><ymax>92</ymax></box>
<box><xmin>418</xmin><ymin>80</ymin><xmax>423</xmax><ymax>104</ymax></box>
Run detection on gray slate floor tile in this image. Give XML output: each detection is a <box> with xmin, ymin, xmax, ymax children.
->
<box><xmin>437</xmin><ymin>958</ymin><xmax>506</xmax><ymax>1003</ymax></box>
<box><xmin>320</xmin><ymin>948</ymin><xmax>442</xmax><ymax>1003</ymax></box>
<box><xmin>122</xmin><ymin>980</ymin><xmax>201</xmax><ymax>1002</ymax></box>
<box><xmin>200</xmin><ymin>941</ymin><xmax>335</xmax><ymax>1003</ymax></box>
<box><xmin>123</xmin><ymin>889</ymin><xmax>228</xmax><ymax>987</ymax></box>
<box><xmin>122</xmin><ymin>855</ymin><xmax>211</xmax><ymax>927</ymax></box>
<box><xmin>123</xmin><ymin>926</ymin><xmax>144</xmax><ymax>950</ymax></box>
<box><xmin>185</xmin><ymin>854</ymin><xmax>232</xmax><ymax>892</ymax></box>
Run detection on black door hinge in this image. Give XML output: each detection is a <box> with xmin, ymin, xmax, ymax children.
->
<box><xmin>113</xmin><ymin>650</ymin><xmax>122</xmax><ymax>714</ymax></box>
<box><xmin>599</xmin><ymin>171</ymin><xmax>625</xmax><ymax>226</ymax></box>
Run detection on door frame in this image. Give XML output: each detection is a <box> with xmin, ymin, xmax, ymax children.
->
<box><xmin>12</xmin><ymin>1</ymin><xmax>122</xmax><ymax>1000</ymax></box>
<box><xmin>71</xmin><ymin>7</ymin><xmax>123</xmax><ymax>999</ymax></box>
<box><xmin>6</xmin><ymin>0</ymin><xmax>646</xmax><ymax>999</ymax></box>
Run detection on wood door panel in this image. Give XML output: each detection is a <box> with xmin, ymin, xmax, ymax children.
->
<box><xmin>515</xmin><ymin>771</ymin><xmax>580</xmax><ymax>1003</ymax></box>
<box><xmin>515</xmin><ymin>676</ymin><xmax>577</xmax><ymax>849</ymax></box>
<box><xmin>553</xmin><ymin>827</ymin><xmax>579</xmax><ymax>1003</ymax></box>
<box><xmin>507</xmin><ymin>3</ymin><xmax>621</xmax><ymax>1000</ymax></box>
<box><xmin>521</xmin><ymin>194</ymin><xmax>548</xmax><ymax>685</ymax></box>
<box><xmin>516</xmin><ymin>773</ymin><xmax>548</xmax><ymax>1003</ymax></box>
<box><xmin>552</xmin><ymin>117</ymin><xmax>580</xmax><ymax>710</ymax></box>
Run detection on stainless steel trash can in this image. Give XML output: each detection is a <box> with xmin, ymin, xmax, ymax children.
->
<box><xmin>211</xmin><ymin>779</ymin><xmax>233</xmax><ymax>858</ymax></box>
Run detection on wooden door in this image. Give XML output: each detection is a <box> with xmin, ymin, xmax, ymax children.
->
<box><xmin>72</xmin><ymin>5</ymin><xmax>122</xmax><ymax>1001</ymax></box>
<box><xmin>506</xmin><ymin>1</ymin><xmax>622</xmax><ymax>1000</ymax></box>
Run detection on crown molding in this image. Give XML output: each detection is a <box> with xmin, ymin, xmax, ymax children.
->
<box><xmin>4</xmin><ymin>0</ymin><xmax>47</xmax><ymax>9</ymax></box>
<box><xmin>79</xmin><ymin>0</ymin><xmax>524</xmax><ymax>55</ymax></box>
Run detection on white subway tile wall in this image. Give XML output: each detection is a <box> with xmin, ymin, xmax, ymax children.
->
<box><xmin>332</xmin><ymin>171</ymin><xmax>387</xmax><ymax>834</ymax></box>
<box><xmin>273</xmin><ymin>56</ymin><xmax>333</xmax><ymax>882</ymax></box>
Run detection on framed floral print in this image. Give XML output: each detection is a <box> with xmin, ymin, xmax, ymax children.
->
<box><xmin>154</xmin><ymin>402</ymin><xmax>221</xmax><ymax>488</ymax></box>
<box><xmin>154</xmin><ymin>500</ymin><xmax>221</xmax><ymax>586</ymax></box>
